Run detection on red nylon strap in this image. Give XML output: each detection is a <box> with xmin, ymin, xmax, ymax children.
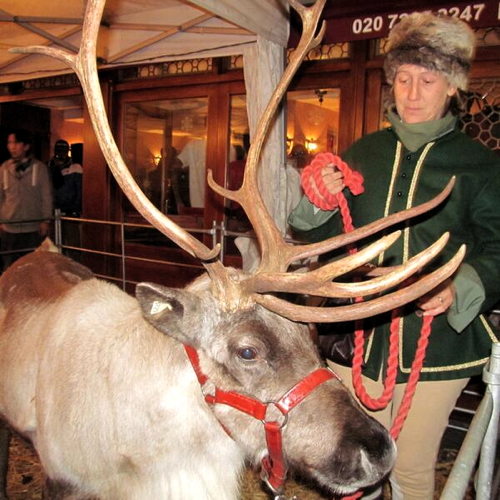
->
<box><xmin>263</xmin><ymin>368</ymin><xmax>337</xmax><ymax>493</ymax></box>
<box><xmin>276</xmin><ymin>368</ymin><xmax>338</xmax><ymax>413</ymax></box>
<box><xmin>185</xmin><ymin>345</ymin><xmax>337</xmax><ymax>419</ymax></box>
<box><xmin>261</xmin><ymin>421</ymin><xmax>287</xmax><ymax>491</ymax></box>
<box><xmin>184</xmin><ymin>345</ymin><xmax>268</xmax><ymax>419</ymax></box>
<box><xmin>206</xmin><ymin>388</ymin><xmax>267</xmax><ymax>420</ymax></box>
<box><xmin>206</xmin><ymin>369</ymin><xmax>336</xmax><ymax>422</ymax></box>
<box><xmin>184</xmin><ymin>344</ymin><xmax>208</xmax><ymax>385</ymax></box>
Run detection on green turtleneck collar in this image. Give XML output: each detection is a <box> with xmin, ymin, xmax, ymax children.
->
<box><xmin>387</xmin><ymin>108</ymin><xmax>457</xmax><ymax>152</ymax></box>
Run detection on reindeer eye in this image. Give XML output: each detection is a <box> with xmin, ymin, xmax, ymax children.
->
<box><xmin>237</xmin><ymin>346</ymin><xmax>258</xmax><ymax>361</ymax></box>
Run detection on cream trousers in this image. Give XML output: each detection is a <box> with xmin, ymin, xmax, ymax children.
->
<box><xmin>329</xmin><ymin>361</ymin><xmax>469</xmax><ymax>499</ymax></box>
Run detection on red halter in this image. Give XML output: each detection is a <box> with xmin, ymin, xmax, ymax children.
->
<box><xmin>184</xmin><ymin>344</ymin><xmax>338</xmax><ymax>495</ymax></box>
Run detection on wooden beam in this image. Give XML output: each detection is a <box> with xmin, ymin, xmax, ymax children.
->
<box><xmin>0</xmin><ymin>8</ymin><xmax>80</xmax><ymax>53</ymax></box>
<box><xmin>13</xmin><ymin>22</ymin><xmax>80</xmax><ymax>53</ymax></box>
<box><xmin>186</xmin><ymin>26</ymin><xmax>251</xmax><ymax>35</ymax></box>
<box><xmin>186</xmin><ymin>0</ymin><xmax>289</xmax><ymax>46</ymax></box>
<box><xmin>109</xmin><ymin>23</ymin><xmax>251</xmax><ymax>36</ymax></box>
<box><xmin>107</xmin><ymin>13</ymin><xmax>213</xmax><ymax>63</ymax></box>
<box><xmin>0</xmin><ymin>15</ymin><xmax>82</xmax><ymax>25</ymax></box>
<box><xmin>0</xmin><ymin>25</ymin><xmax>81</xmax><ymax>71</ymax></box>
<box><xmin>109</xmin><ymin>23</ymin><xmax>180</xmax><ymax>31</ymax></box>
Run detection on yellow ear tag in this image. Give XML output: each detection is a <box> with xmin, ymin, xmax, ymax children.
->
<box><xmin>150</xmin><ymin>301</ymin><xmax>172</xmax><ymax>315</ymax></box>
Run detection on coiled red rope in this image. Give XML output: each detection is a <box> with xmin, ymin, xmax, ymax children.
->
<box><xmin>301</xmin><ymin>153</ymin><xmax>434</xmax><ymax>499</ymax></box>
<box><xmin>301</xmin><ymin>152</ymin><xmax>364</xmax><ymax>212</ymax></box>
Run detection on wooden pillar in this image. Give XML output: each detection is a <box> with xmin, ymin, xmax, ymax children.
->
<box><xmin>243</xmin><ymin>37</ymin><xmax>288</xmax><ymax>234</ymax></box>
<box><xmin>80</xmin><ymin>78</ymin><xmax>117</xmax><ymax>275</ymax></box>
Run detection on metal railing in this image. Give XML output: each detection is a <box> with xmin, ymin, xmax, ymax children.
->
<box><xmin>441</xmin><ymin>342</ymin><xmax>500</xmax><ymax>499</ymax></box>
<box><xmin>52</xmin><ymin>211</ymin><xmax>220</xmax><ymax>289</ymax></box>
<box><xmin>0</xmin><ymin>215</ymin><xmax>55</xmax><ymax>260</ymax></box>
<box><xmin>0</xmin><ymin>213</ymin><xmax>311</xmax><ymax>288</ymax></box>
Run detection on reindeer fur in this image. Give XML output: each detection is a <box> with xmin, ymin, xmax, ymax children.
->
<box><xmin>0</xmin><ymin>247</ymin><xmax>395</xmax><ymax>499</ymax></box>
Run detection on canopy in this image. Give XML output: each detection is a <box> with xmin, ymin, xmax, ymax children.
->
<box><xmin>0</xmin><ymin>0</ymin><xmax>290</xmax><ymax>84</ymax></box>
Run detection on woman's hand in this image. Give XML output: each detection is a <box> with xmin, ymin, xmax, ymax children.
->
<box><xmin>306</xmin><ymin>164</ymin><xmax>345</xmax><ymax>198</ymax></box>
<box><xmin>322</xmin><ymin>166</ymin><xmax>345</xmax><ymax>194</ymax></box>
<box><xmin>416</xmin><ymin>279</ymin><xmax>455</xmax><ymax>316</ymax></box>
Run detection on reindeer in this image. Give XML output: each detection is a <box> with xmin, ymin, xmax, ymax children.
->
<box><xmin>0</xmin><ymin>0</ymin><xmax>465</xmax><ymax>499</ymax></box>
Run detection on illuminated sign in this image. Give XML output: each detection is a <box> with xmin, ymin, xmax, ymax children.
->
<box><xmin>322</xmin><ymin>1</ymin><xmax>500</xmax><ymax>42</ymax></box>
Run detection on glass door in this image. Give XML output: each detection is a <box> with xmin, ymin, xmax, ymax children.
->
<box><xmin>222</xmin><ymin>87</ymin><xmax>342</xmax><ymax>266</ymax></box>
<box><xmin>116</xmin><ymin>85</ymin><xmax>219</xmax><ymax>287</ymax></box>
<box><xmin>122</xmin><ymin>96</ymin><xmax>209</xmax><ymax>219</ymax></box>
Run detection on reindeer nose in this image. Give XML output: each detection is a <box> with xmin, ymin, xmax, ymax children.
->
<box><xmin>357</xmin><ymin>431</ymin><xmax>396</xmax><ymax>481</ymax></box>
<box><xmin>330</xmin><ymin>421</ymin><xmax>396</xmax><ymax>486</ymax></box>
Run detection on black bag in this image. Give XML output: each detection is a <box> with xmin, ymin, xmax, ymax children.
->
<box><xmin>318</xmin><ymin>330</ymin><xmax>356</xmax><ymax>367</ymax></box>
<box><xmin>314</xmin><ymin>296</ymin><xmax>362</xmax><ymax>367</ymax></box>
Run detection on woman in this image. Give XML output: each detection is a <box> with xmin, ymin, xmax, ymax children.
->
<box><xmin>289</xmin><ymin>12</ymin><xmax>500</xmax><ymax>500</ymax></box>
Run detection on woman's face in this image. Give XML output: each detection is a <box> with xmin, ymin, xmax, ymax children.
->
<box><xmin>393</xmin><ymin>64</ymin><xmax>457</xmax><ymax>124</ymax></box>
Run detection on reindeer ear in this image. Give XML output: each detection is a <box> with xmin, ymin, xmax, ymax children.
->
<box><xmin>135</xmin><ymin>282</ymin><xmax>203</xmax><ymax>346</ymax></box>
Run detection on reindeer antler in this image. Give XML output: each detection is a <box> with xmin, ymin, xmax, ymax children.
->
<box><xmin>12</xmin><ymin>0</ymin><xmax>464</xmax><ymax>321</ymax></box>
<box><xmin>208</xmin><ymin>0</ymin><xmax>327</xmax><ymax>273</ymax></box>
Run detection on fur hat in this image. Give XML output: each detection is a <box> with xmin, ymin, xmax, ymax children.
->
<box><xmin>384</xmin><ymin>12</ymin><xmax>476</xmax><ymax>90</ymax></box>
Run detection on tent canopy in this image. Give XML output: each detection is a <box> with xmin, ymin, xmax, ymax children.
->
<box><xmin>5</xmin><ymin>0</ymin><xmax>493</xmax><ymax>84</ymax></box>
<box><xmin>0</xmin><ymin>0</ymin><xmax>290</xmax><ymax>84</ymax></box>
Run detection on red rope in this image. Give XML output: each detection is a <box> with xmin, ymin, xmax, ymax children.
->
<box><xmin>301</xmin><ymin>154</ymin><xmax>435</xmax><ymax>500</ymax></box>
<box><xmin>351</xmin><ymin>309</ymin><xmax>400</xmax><ymax>410</ymax></box>
<box><xmin>389</xmin><ymin>314</ymin><xmax>434</xmax><ymax>439</ymax></box>
<box><xmin>301</xmin><ymin>152</ymin><xmax>364</xmax><ymax>212</ymax></box>
<box><xmin>341</xmin><ymin>316</ymin><xmax>434</xmax><ymax>500</ymax></box>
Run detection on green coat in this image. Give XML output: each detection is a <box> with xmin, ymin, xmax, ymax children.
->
<box><xmin>289</xmin><ymin>127</ymin><xmax>500</xmax><ymax>382</ymax></box>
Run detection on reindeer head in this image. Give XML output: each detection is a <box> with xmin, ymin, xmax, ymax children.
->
<box><xmin>135</xmin><ymin>275</ymin><xmax>395</xmax><ymax>495</ymax></box>
<box><xmin>11</xmin><ymin>0</ymin><xmax>464</xmax><ymax>496</ymax></box>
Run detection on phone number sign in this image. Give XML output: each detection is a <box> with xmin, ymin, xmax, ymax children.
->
<box><xmin>323</xmin><ymin>1</ymin><xmax>500</xmax><ymax>42</ymax></box>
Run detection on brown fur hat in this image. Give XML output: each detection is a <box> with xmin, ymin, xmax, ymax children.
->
<box><xmin>384</xmin><ymin>12</ymin><xmax>476</xmax><ymax>90</ymax></box>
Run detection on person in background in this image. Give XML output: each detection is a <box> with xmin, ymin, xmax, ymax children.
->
<box><xmin>48</xmin><ymin>139</ymin><xmax>83</xmax><ymax>217</ymax></box>
<box><xmin>0</xmin><ymin>129</ymin><xmax>53</xmax><ymax>270</ymax></box>
<box><xmin>287</xmin><ymin>143</ymin><xmax>310</xmax><ymax>171</ymax></box>
<box><xmin>289</xmin><ymin>13</ymin><xmax>500</xmax><ymax>500</ymax></box>
<box><xmin>47</xmin><ymin>139</ymin><xmax>83</xmax><ymax>259</ymax></box>
<box><xmin>177</xmin><ymin>138</ymin><xmax>206</xmax><ymax>209</ymax></box>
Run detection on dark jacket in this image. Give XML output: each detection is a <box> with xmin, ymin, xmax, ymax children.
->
<box><xmin>289</xmin><ymin>126</ymin><xmax>500</xmax><ymax>382</ymax></box>
<box><xmin>49</xmin><ymin>160</ymin><xmax>83</xmax><ymax>216</ymax></box>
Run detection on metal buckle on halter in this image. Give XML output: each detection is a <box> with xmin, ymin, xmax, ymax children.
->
<box><xmin>260</xmin><ymin>465</ymin><xmax>295</xmax><ymax>500</ymax></box>
<box><xmin>262</xmin><ymin>401</ymin><xmax>288</xmax><ymax>428</ymax></box>
<box><xmin>273</xmin><ymin>494</ymin><xmax>299</xmax><ymax>500</ymax></box>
